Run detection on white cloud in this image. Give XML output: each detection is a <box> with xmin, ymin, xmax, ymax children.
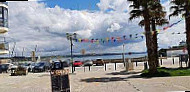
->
<box><xmin>107</xmin><ymin>23</ymin><xmax>122</xmax><ymax>32</ymax></box>
<box><xmin>5</xmin><ymin>0</ymin><xmax>186</xmax><ymax>58</ymax></box>
<box><xmin>97</xmin><ymin>0</ymin><xmax>129</xmax><ymax>12</ymax></box>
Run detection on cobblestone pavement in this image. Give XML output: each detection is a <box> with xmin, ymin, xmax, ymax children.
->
<box><xmin>0</xmin><ymin>61</ymin><xmax>190</xmax><ymax>92</ymax></box>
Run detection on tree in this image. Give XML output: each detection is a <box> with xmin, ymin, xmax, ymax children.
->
<box><xmin>138</xmin><ymin>1</ymin><xmax>169</xmax><ymax>67</ymax></box>
<box><xmin>170</xmin><ymin>0</ymin><xmax>190</xmax><ymax>67</ymax></box>
<box><xmin>128</xmin><ymin>0</ymin><xmax>160</xmax><ymax>73</ymax></box>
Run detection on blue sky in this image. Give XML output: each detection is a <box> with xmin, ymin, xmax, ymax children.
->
<box><xmin>39</xmin><ymin>0</ymin><xmax>100</xmax><ymax>10</ymax></box>
<box><xmin>39</xmin><ymin>0</ymin><xmax>169</xmax><ymax>10</ymax></box>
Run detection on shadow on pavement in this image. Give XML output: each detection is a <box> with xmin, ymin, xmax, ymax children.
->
<box><xmin>106</xmin><ymin>71</ymin><xmax>142</xmax><ymax>75</ymax></box>
<box><xmin>80</xmin><ymin>77</ymin><xmax>128</xmax><ymax>83</ymax></box>
<box><xmin>80</xmin><ymin>71</ymin><xmax>156</xmax><ymax>83</ymax></box>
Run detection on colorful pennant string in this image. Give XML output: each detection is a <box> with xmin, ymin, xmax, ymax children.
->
<box><xmin>72</xmin><ymin>17</ymin><xmax>185</xmax><ymax>44</ymax></box>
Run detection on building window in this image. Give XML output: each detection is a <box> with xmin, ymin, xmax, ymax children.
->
<box><xmin>3</xmin><ymin>8</ymin><xmax>8</xmax><ymax>27</ymax></box>
<box><xmin>0</xmin><ymin>7</ymin><xmax>3</xmax><ymax>27</ymax></box>
<box><xmin>0</xmin><ymin>7</ymin><xmax>8</xmax><ymax>28</ymax></box>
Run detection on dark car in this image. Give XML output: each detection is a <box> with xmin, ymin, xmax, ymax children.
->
<box><xmin>51</xmin><ymin>60</ymin><xmax>69</xmax><ymax>70</ymax></box>
<box><xmin>93</xmin><ymin>59</ymin><xmax>104</xmax><ymax>66</ymax></box>
<box><xmin>0</xmin><ymin>65</ymin><xmax>2</xmax><ymax>73</ymax></box>
<box><xmin>62</xmin><ymin>61</ymin><xmax>69</xmax><ymax>67</ymax></box>
<box><xmin>33</xmin><ymin>61</ymin><xmax>51</xmax><ymax>72</ymax></box>
<box><xmin>0</xmin><ymin>64</ymin><xmax>10</xmax><ymax>73</ymax></box>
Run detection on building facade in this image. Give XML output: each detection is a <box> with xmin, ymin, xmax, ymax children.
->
<box><xmin>0</xmin><ymin>2</ymin><xmax>8</xmax><ymax>55</ymax></box>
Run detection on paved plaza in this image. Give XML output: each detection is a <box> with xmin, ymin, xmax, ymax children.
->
<box><xmin>0</xmin><ymin>58</ymin><xmax>190</xmax><ymax>92</ymax></box>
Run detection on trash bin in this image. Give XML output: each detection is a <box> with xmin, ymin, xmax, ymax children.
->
<box><xmin>125</xmin><ymin>59</ymin><xmax>134</xmax><ymax>71</ymax></box>
<box><xmin>50</xmin><ymin>69</ymin><xmax>70</xmax><ymax>92</ymax></box>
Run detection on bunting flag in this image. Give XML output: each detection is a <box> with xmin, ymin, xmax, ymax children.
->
<box><xmin>73</xmin><ymin>30</ymin><xmax>185</xmax><ymax>44</ymax></box>
<box><xmin>162</xmin><ymin>18</ymin><xmax>184</xmax><ymax>31</ymax></box>
<box><xmin>71</xmin><ymin>17</ymin><xmax>186</xmax><ymax>45</ymax></box>
<box><xmin>74</xmin><ymin>34</ymin><xmax>144</xmax><ymax>44</ymax></box>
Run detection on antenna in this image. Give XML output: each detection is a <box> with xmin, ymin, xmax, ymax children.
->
<box><xmin>22</xmin><ymin>47</ymin><xmax>25</xmax><ymax>57</ymax></box>
<box><xmin>35</xmin><ymin>45</ymin><xmax>37</xmax><ymax>52</ymax></box>
<box><xmin>11</xmin><ymin>42</ymin><xmax>16</xmax><ymax>57</ymax></box>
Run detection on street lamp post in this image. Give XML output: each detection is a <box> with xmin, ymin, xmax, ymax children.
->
<box><xmin>122</xmin><ymin>44</ymin><xmax>126</xmax><ymax>67</ymax></box>
<box><xmin>66</xmin><ymin>33</ymin><xmax>77</xmax><ymax>73</ymax></box>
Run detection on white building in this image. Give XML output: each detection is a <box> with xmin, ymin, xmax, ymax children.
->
<box><xmin>0</xmin><ymin>2</ymin><xmax>8</xmax><ymax>55</ymax></box>
<box><xmin>166</xmin><ymin>48</ymin><xmax>187</xmax><ymax>57</ymax></box>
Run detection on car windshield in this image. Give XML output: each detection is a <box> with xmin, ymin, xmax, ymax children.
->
<box><xmin>24</xmin><ymin>63</ymin><xmax>30</xmax><ymax>66</ymax></box>
<box><xmin>36</xmin><ymin>62</ymin><xmax>44</xmax><ymax>66</ymax></box>
<box><xmin>1</xmin><ymin>64</ymin><xmax>9</xmax><ymax>68</ymax></box>
<box><xmin>31</xmin><ymin>63</ymin><xmax>36</xmax><ymax>66</ymax></box>
<box><xmin>97</xmin><ymin>59</ymin><xmax>102</xmax><ymax>61</ymax></box>
<box><xmin>75</xmin><ymin>61</ymin><xmax>80</xmax><ymax>62</ymax></box>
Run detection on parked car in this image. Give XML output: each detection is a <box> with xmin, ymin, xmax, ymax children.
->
<box><xmin>0</xmin><ymin>63</ymin><xmax>13</xmax><ymax>73</ymax></box>
<box><xmin>83</xmin><ymin>60</ymin><xmax>93</xmax><ymax>66</ymax></box>
<box><xmin>73</xmin><ymin>61</ymin><xmax>83</xmax><ymax>67</ymax></box>
<box><xmin>11</xmin><ymin>66</ymin><xmax>28</xmax><ymax>76</ymax></box>
<box><xmin>51</xmin><ymin>60</ymin><xmax>62</xmax><ymax>70</ymax></box>
<box><xmin>51</xmin><ymin>60</ymin><xmax>70</xmax><ymax>70</ymax></box>
<box><xmin>62</xmin><ymin>61</ymin><xmax>69</xmax><ymax>67</ymax></box>
<box><xmin>33</xmin><ymin>61</ymin><xmax>51</xmax><ymax>72</ymax></box>
<box><xmin>93</xmin><ymin>59</ymin><xmax>104</xmax><ymax>66</ymax></box>
<box><xmin>0</xmin><ymin>65</ymin><xmax>2</xmax><ymax>73</ymax></box>
<box><xmin>29</xmin><ymin>62</ymin><xmax>36</xmax><ymax>72</ymax></box>
<box><xmin>20</xmin><ymin>63</ymin><xmax>30</xmax><ymax>72</ymax></box>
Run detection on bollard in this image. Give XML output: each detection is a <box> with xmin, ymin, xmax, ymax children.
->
<box><xmin>181</xmin><ymin>61</ymin><xmax>183</xmax><ymax>67</ymax></box>
<box><xmin>125</xmin><ymin>61</ymin><xmax>129</xmax><ymax>72</ymax></box>
<box><xmin>74</xmin><ymin>66</ymin><xmax>75</xmax><ymax>71</ymax></box>
<box><xmin>179</xmin><ymin>57</ymin><xmax>181</xmax><ymax>67</ymax></box>
<box><xmin>186</xmin><ymin>61</ymin><xmax>188</xmax><ymax>67</ymax></box>
<box><xmin>84</xmin><ymin>66</ymin><xmax>85</xmax><ymax>72</ymax></box>
<box><xmin>115</xmin><ymin>62</ymin><xmax>117</xmax><ymax>70</ymax></box>
<box><xmin>173</xmin><ymin>57</ymin><xmax>175</xmax><ymax>65</ymax></box>
<box><xmin>105</xmin><ymin>63</ymin><xmax>107</xmax><ymax>71</ymax></box>
<box><xmin>160</xmin><ymin>59</ymin><xmax>163</xmax><ymax>65</ymax></box>
<box><xmin>136</xmin><ymin>61</ymin><xmax>138</xmax><ymax>66</ymax></box>
<box><xmin>144</xmin><ymin>62</ymin><xmax>148</xmax><ymax>70</ymax></box>
<box><xmin>89</xmin><ymin>66</ymin><xmax>91</xmax><ymax>71</ymax></box>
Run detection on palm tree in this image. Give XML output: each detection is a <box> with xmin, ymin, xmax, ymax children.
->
<box><xmin>139</xmin><ymin>1</ymin><xmax>169</xmax><ymax>67</ymax></box>
<box><xmin>170</xmin><ymin>0</ymin><xmax>190</xmax><ymax>67</ymax></box>
<box><xmin>128</xmin><ymin>0</ymin><xmax>160</xmax><ymax>73</ymax></box>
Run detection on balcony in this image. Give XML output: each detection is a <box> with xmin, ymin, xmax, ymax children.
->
<box><xmin>0</xmin><ymin>2</ymin><xmax>8</xmax><ymax>8</ymax></box>
<box><xmin>0</xmin><ymin>42</ymin><xmax>9</xmax><ymax>55</ymax></box>
<box><xmin>0</xmin><ymin>27</ymin><xmax>8</xmax><ymax>33</ymax></box>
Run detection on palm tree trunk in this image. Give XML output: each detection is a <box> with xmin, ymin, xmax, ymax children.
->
<box><xmin>185</xmin><ymin>3</ymin><xmax>190</xmax><ymax>68</ymax></box>
<box><xmin>144</xmin><ymin>11</ymin><xmax>157</xmax><ymax>74</ymax></box>
<box><xmin>151</xmin><ymin>19</ymin><xmax>159</xmax><ymax>67</ymax></box>
<box><xmin>186</xmin><ymin>15</ymin><xmax>190</xmax><ymax>68</ymax></box>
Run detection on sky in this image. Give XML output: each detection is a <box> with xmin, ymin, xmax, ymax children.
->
<box><xmin>39</xmin><ymin>0</ymin><xmax>100</xmax><ymax>10</ymax></box>
<box><xmin>3</xmin><ymin>0</ymin><xmax>186</xmax><ymax>57</ymax></box>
